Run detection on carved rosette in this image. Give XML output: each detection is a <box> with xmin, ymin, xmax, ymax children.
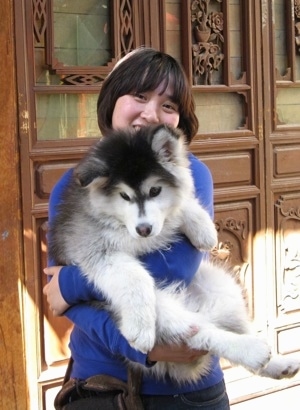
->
<box><xmin>191</xmin><ymin>0</ymin><xmax>224</xmax><ymax>85</ymax></box>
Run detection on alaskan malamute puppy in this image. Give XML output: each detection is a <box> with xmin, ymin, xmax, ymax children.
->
<box><xmin>49</xmin><ymin>125</ymin><xmax>299</xmax><ymax>384</ymax></box>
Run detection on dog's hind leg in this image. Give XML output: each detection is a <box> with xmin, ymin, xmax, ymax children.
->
<box><xmin>155</xmin><ymin>284</ymin><xmax>272</xmax><ymax>373</ymax></box>
<box><xmin>178</xmin><ymin>262</ymin><xmax>300</xmax><ymax>380</ymax></box>
<box><xmin>154</xmin><ymin>284</ymin><xmax>201</xmax><ymax>345</ymax></box>
<box><xmin>186</xmin><ymin>262</ymin><xmax>252</xmax><ymax>335</ymax></box>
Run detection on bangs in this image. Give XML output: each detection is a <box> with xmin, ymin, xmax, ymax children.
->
<box><xmin>134</xmin><ymin>67</ymin><xmax>184</xmax><ymax>107</ymax></box>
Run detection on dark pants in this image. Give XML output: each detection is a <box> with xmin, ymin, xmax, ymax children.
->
<box><xmin>63</xmin><ymin>380</ymin><xmax>230</xmax><ymax>410</ymax></box>
<box><xmin>141</xmin><ymin>380</ymin><xmax>230</xmax><ymax>410</ymax></box>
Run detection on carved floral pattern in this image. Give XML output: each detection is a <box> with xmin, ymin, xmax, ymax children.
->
<box><xmin>295</xmin><ymin>0</ymin><xmax>300</xmax><ymax>53</ymax></box>
<box><xmin>213</xmin><ymin>216</ymin><xmax>249</xmax><ymax>279</ymax></box>
<box><xmin>282</xmin><ymin>237</ymin><xmax>300</xmax><ymax>310</ymax></box>
<box><xmin>275</xmin><ymin>195</ymin><xmax>300</xmax><ymax>312</ymax></box>
<box><xmin>211</xmin><ymin>228</ymin><xmax>249</xmax><ymax>294</ymax></box>
<box><xmin>276</xmin><ymin>196</ymin><xmax>300</xmax><ymax>220</ymax></box>
<box><xmin>120</xmin><ymin>0</ymin><xmax>134</xmax><ymax>53</ymax></box>
<box><xmin>295</xmin><ymin>0</ymin><xmax>300</xmax><ymax>17</ymax></box>
<box><xmin>191</xmin><ymin>0</ymin><xmax>224</xmax><ymax>85</ymax></box>
<box><xmin>215</xmin><ymin>217</ymin><xmax>247</xmax><ymax>241</ymax></box>
<box><xmin>61</xmin><ymin>74</ymin><xmax>107</xmax><ymax>86</ymax></box>
<box><xmin>33</xmin><ymin>0</ymin><xmax>47</xmax><ymax>46</ymax></box>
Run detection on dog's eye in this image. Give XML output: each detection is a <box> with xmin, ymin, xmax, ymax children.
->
<box><xmin>149</xmin><ymin>187</ymin><xmax>161</xmax><ymax>198</ymax></box>
<box><xmin>120</xmin><ymin>192</ymin><xmax>130</xmax><ymax>201</ymax></box>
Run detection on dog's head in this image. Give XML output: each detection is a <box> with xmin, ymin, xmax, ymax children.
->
<box><xmin>74</xmin><ymin>125</ymin><xmax>193</xmax><ymax>238</ymax></box>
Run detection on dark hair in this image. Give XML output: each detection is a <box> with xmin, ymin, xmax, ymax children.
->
<box><xmin>97</xmin><ymin>48</ymin><xmax>199</xmax><ymax>144</ymax></box>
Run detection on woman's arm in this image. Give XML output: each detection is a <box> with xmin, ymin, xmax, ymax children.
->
<box><xmin>189</xmin><ymin>153</ymin><xmax>214</xmax><ymax>217</ymax></box>
<box><xmin>43</xmin><ymin>265</ymin><xmax>207</xmax><ymax>365</ymax></box>
<box><xmin>47</xmin><ymin>169</ymin><xmax>103</xmax><ymax>304</ymax></box>
<box><xmin>63</xmin><ymin>301</ymin><xmax>207</xmax><ymax>364</ymax></box>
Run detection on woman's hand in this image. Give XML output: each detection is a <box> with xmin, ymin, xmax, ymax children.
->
<box><xmin>43</xmin><ymin>266</ymin><xmax>71</xmax><ymax>316</ymax></box>
<box><xmin>148</xmin><ymin>340</ymin><xmax>208</xmax><ymax>363</ymax></box>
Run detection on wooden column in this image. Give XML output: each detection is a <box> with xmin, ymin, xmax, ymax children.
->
<box><xmin>0</xmin><ymin>0</ymin><xmax>27</xmax><ymax>407</ymax></box>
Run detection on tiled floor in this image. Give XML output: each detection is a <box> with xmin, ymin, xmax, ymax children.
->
<box><xmin>225</xmin><ymin>367</ymin><xmax>300</xmax><ymax>409</ymax></box>
<box><xmin>230</xmin><ymin>384</ymin><xmax>300</xmax><ymax>409</ymax></box>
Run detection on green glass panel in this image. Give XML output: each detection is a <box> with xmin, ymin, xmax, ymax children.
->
<box><xmin>36</xmin><ymin>94</ymin><xmax>100</xmax><ymax>140</ymax></box>
<box><xmin>229</xmin><ymin>0</ymin><xmax>243</xmax><ymax>81</ymax></box>
<box><xmin>194</xmin><ymin>92</ymin><xmax>246</xmax><ymax>133</ymax></box>
<box><xmin>53</xmin><ymin>0</ymin><xmax>110</xmax><ymax>67</ymax></box>
<box><xmin>274</xmin><ymin>0</ymin><xmax>288</xmax><ymax>77</ymax></box>
<box><xmin>276</xmin><ymin>88</ymin><xmax>300</xmax><ymax>126</ymax></box>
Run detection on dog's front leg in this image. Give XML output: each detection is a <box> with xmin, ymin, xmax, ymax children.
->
<box><xmin>180</xmin><ymin>198</ymin><xmax>217</xmax><ymax>251</ymax></box>
<box><xmin>83</xmin><ymin>252</ymin><xmax>157</xmax><ymax>354</ymax></box>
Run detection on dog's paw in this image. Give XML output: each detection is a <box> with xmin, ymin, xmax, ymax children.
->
<box><xmin>196</xmin><ymin>224</ymin><xmax>218</xmax><ymax>251</ymax></box>
<box><xmin>187</xmin><ymin>219</ymin><xmax>218</xmax><ymax>251</ymax></box>
<box><xmin>126</xmin><ymin>327</ymin><xmax>156</xmax><ymax>354</ymax></box>
<box><xmin>240</xmin><ymin>336</ymin><xmax>272</xmax><ymax>370</ymax></box>
<box><xmin>120</xmin><ymin>315</ymin><xmax>156</xmax><ymax>354</ymax></box>
<box><xmin>180</xmin><ymin>202</ymin><xmax>218</xmax><ymax>251</ymax></box>
<box><xmin>223</xmin><ymin>335</ymin><xmax>271</xmax><ymax>371</ymax></box>
<box><xmin>247</xmin><ymin>340</ymin><xmax>271</xmax><ymax>370</ymax></box>
<box><xmin>259</xmin><ymin>355</ymin><xmax>300</xmax><ymax>379</ymax></box>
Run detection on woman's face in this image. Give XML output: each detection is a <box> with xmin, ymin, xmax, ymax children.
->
<box><xmin>111</xmin><ymin>82</ymin><xmax>180</xmax><ymax>131</ymax></box>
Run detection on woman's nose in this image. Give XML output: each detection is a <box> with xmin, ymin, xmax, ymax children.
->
<box><xmin>140</xmin><ymin>102</ymin><xmax>160</xmax><ymax>123</ymax></box>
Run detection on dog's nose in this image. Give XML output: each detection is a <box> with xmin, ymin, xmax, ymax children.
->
<box><xmin>136</xmin><ymin>223</ymin><xmax>152</xmax><ymax>237</ymax></box>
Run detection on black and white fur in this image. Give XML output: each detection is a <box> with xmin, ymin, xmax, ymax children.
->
<box><xmin>49</xmin><ymin>125</ymin><xmax>300</xmax><ymax>384</ymax></box>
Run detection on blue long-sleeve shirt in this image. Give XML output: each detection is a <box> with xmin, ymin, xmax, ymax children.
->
<box><xmin>48</xmin><ymin>153</ymin><xmax>223</xmax><ymax>395</ymax></box>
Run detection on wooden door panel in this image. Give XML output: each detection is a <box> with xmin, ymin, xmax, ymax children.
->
<box><xmin>262</xmin><ymin>0</ymin><xmax>300</xmax><ymax>354</ymax></box>
<box><xmin>35</xmin><ymin>160</ymin><xmax>80</xmax><ymax>201</ymax></box>
<box><xmin>274</xmin><ymin>192</ymin><xmax>300</xmax><ymax>317</ymax></box>
<box><xmin>17</xmin><ymin>1</ymin><xmax>168</xmax><ymax>407</ymax></box>
<box><xmin>201</xmin><ymin>151</ymin><xmax>254</xmax><ymax>187</ymax></box>
<box><xmin>274</xmin><ymin>145</ymin><xmax>300</xmax><ymax>179</ymax></box>
<box><xmin>214</xmin><ymin>201</ymin><xmax>254</xmax><ymax>315</ymax></box>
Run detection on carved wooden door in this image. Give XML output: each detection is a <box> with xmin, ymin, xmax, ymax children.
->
<box><xmin>179</xmin><ymin>0</ymin><xmax>300</xmax><ymax>405</ymax></box>
<box><xmin>16</xmin><ymin>0</ymin><xmax>166</xmax><ymax>408</ymax></box>
<box><xmin>15</xmin><ymin>0</ymin><xmax>300</xmax><ymax>408</ymax></box>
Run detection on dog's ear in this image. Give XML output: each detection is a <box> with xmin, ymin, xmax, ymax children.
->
<box><xmin>74</xmin><ymin>147</ymin><xmax>109</xmax><ymax>188</ymax></box>
<box><xmin>151</xmin><ymin>125</ymin><xmax>186</xmax><ymax>163</ymax></box>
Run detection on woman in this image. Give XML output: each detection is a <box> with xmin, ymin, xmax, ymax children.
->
<box><xmin>44</xmin><ymin>47</ymin><xmax>230</xmax><ymax>409</ymax></box>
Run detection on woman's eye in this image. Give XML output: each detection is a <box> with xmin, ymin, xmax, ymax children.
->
<box><xmin>120</xmin><ymin>192</ymin><xmax>130</xmax><ymax>201</ymax></box>
<box><xmin>163</xmin><ymin>103</ymin><xmax>178</xmax><ymax>112</ymax></box>
<box><xmin>149</xmin><ymin>187</ymin><xmax>161</xmax><ymax>198</ymax></box>
<box><xmin>134</xmin><ymin>92</ymin><xmax>146</xmax><ymax>101</ymax></box>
